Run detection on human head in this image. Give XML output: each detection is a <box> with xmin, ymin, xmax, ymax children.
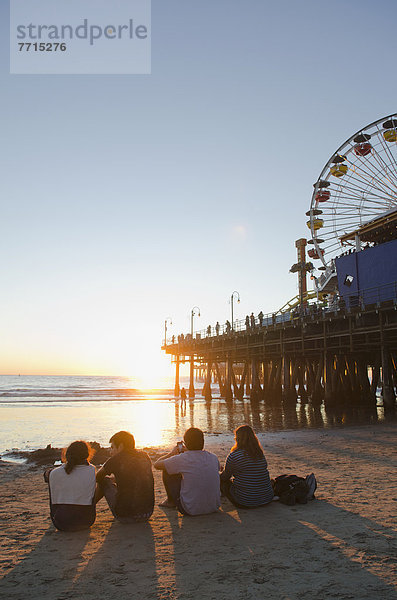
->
<box><xmin>62</xmin><ymin>441</ymin><xmax>93</xmax><ymax>474</ymax></box>
<box><xmin>183</xmin><ymin>427</ymin><xmax>204</xmax><ymax>451</ymax></box>
<box><xmin>109</xmin><ymin>431</ymin><xmax>135</xmax><ymax>453</ymax></box>
<box><xmin>232</xmin><ymin>425</ymin><xmax>263</xmax><ymax>459</ymax></box>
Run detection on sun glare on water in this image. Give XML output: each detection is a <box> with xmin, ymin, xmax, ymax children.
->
<box><xmin>104</xmin><ymin>394</ymin><xmax>173</xmax><ymax>448</ymax></box>
<box><xmin>109</xmin><ymin>355</ymin><xmax>176</xmax><ymax>448</ymax></box>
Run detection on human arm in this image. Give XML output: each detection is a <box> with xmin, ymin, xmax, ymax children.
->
<box><xmin>43</xmin><ymin>467</ymin><xmax>54</xmax><ymax>483</ymax></box>
<box><xmin>95</xmin><ymin>465</ymin><xmax>107</xmax><ymax>483</ymax></box>
<box><xmin>219</xmin><ymin>453</ymin><xmax>234</xmax><ymax>481</ymax></box>
<box><xmin>95</xmin><ymin>456</ymin><xmax>115</xmax><ymax>483</ymax></box>
<box><xmin>153</xmin><ymin>444</ymin><xmax>182</xmax><ymax>471</ymax></box>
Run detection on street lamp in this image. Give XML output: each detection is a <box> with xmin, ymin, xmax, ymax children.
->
<box><xmin>191</xmin><ymin>306</ymin><xmax>200</xmax><ymax>336</ymax></box>
<box><xmin>189</xmin><ymin>306</ymin><xmax>200</xmax><ymax>398</ymax></box>
<box><xmin>164</xmin><ymin>317</ymin><xmax>172</xmax><ymax>346</ymax></box>
<box><xmin>231</xmin><ymin>291</ymin><xmax>240</xmax><ymax>331</ymax></box>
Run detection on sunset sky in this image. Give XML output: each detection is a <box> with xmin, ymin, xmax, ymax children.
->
<box><xmin>0</xmin><ymin>0</ymin><xmax>396</xmax><ymax>382</ymax></box>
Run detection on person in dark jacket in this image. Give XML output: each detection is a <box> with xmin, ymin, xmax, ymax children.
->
<box><xmin>96</xmin><ymin>431</ymin><xmax>154</xmax><ymax>523</ymax></box>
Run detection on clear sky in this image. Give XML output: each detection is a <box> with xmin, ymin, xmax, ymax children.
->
<box><xmin>0</xmin><ymin>0</ymin><xmax>396</xmax><ymax>382</ymax></box>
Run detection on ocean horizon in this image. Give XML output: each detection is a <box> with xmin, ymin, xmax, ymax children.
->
<box><xmin>0</xmin><ymin>374</ymin><xmax>180</xmax><ymax>402</ymax></box>
<box><xmin>0</xmin><ymin>375</ymin><xmax>394</xmax><ymax>458</ymax></box>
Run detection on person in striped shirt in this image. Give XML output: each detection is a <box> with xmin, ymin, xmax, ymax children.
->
<box><xmin>220</xmin><ymin>425</ymin><xmax>274</xmax><ymax>508</ymax></box>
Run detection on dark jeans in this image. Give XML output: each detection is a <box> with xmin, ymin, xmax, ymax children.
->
<box><xmin>220</xmin><ymin>478</ymin><xmax>249</xmax><ymax>509</ymax></box>
<box><xmin>162</xmin><ymin>471</ymin><xmax>188</xmax><ymax>515</ymax></box>
<box><xmin>100</xmin><ymin>476</ymin><xmax>118</xmax><ymax>517</ymax></box>
<box><xmin>99</xmin><ymin>476</ymin><xmax>152</xmax><ymax>523</ymax></box>
<box><xmin>220</xmin><ymin>478</ymin><xmax>267</xmax><ymax>510</ymax></box>
<box><xmin>51</xmin><ymin>504</ymin><xmax>96</xmax><ymax>532</ymax></box>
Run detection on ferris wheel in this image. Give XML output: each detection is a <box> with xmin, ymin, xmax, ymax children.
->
<box><xmin>307</xmin><ymin>113</ymin><xmax>397</xmax><ymax>273</ymax></box>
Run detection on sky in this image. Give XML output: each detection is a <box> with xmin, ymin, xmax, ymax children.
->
<box><xmin>0</xmin><ymin>0</ymin><xmax>396</xmax><ymax>382</ymax></box>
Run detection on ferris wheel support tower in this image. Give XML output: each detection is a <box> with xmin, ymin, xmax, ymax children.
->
<box><xmin>296</xmin><ymin>238</ymin><xmax>307</xmax><ymax>307</ymax></box>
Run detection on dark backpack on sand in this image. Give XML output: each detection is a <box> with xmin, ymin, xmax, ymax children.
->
<box><xmin>271</xmin><ymin>474</ymin><xmax>311</xmax><ymax>506</ymax></box>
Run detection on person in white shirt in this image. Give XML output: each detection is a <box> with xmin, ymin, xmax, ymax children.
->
<box><xmin>154</xmin><ymin>427</ymin><xmax>220</xmax><ymax>516</ymax></box>
<box><xmin>44</xmin><ymin>440</ymin><xmax>96</xmax><ymax>531</ymax></box>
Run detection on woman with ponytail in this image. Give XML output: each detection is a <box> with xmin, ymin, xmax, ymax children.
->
<box><xmin>220</xmin><ymin>425</ymin><xmax>274</xmax><ymax>508</ymax></box>
<box><xmin>45</xmin><ymin>441</ymin><xmax>96</xmax><ymax>531</ymax></box>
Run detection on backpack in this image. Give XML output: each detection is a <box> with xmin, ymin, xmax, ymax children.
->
<box><xmin>271</xmin><ymin>474</ymin><xmax>316</xmax><ymax>506</ymax></box>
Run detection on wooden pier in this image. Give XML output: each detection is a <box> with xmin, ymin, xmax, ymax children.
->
<box><xmin>163</xmin><ymin>290</ymin><xmax>397</xmax><ymax>409</ymax></box>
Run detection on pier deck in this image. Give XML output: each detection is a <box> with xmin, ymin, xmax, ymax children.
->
<box><xmin>163</xmin><ymin>285</ymin><xmax>397</xmax><ymax>407</ymax></box>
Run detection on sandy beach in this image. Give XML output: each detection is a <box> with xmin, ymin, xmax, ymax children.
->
<box><xmin>1</xmin><ymin>423</ymin><xmax>396</xmax><ymax>600</ymax></box>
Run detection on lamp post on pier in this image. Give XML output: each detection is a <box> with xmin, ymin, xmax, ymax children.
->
<box><xmin>189</xmin><ymin>306</ymin><xmax>200</xmax><ymax>398</ymax></box>
<box><xmin>231</xmin><ymin>291</ymin><xmax>240</xmax><ymax>331</ymax></box>
<box><xmin>164</xmin><ymin>317</ymin><xmax>172</xmax><ymax>347</ymax></box>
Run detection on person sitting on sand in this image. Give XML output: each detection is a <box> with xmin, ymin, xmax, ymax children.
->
<box><xmin>95</xmin><ymin>430</ymin><xmax>154</xmax><ymax>522</ymax></box>
<box><xmin>154</xmin><ymin>427</ymin><xmax>220</xmax><ymax>516</ymax></box>
<box><xmin>44</xmin><ymin>440</ymin><xmax>96</xmax><ymax>532</ymax></box>
<box><xmin>220</xmin><ymin>425</ymin><xmax>274</xmax><ymax>508</ymax></box>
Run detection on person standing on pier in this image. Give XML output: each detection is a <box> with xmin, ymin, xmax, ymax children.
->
<box><xmin>250</xmin><ymin>313</ymin><xmax>255</xmax><ymax>328</ymax></box>
<box><xmin>258</xmin><ymin>311</ymin><xmax>264</xmax><ymax>327</ymax></box>
<box><xmin>225</xmin><ymin>320</ymin><xmax>231</xmax><ymax>334</ymax></box>
<box><xmin>215</xmin><ymin>321</ymin><xmax>220</xmax><ymax>335</ymax></box>
<box><xmin>245</xmin><ymin>315</ymin><xmax>250</xmax><ymax>330</ymax></box>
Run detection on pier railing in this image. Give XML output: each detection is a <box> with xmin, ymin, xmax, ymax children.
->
<box><xmin>163</xmin><ymin>280</ymin><xmax>397</xmax><ymax>346</ymax></box>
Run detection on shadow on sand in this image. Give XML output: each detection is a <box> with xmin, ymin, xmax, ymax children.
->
<box><xmin>159</xmin><ymin>497</ymin><xmax>397</xmax><ymax>600</ymax></box>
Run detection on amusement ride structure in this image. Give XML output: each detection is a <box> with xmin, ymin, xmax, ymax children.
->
<box><xmin>307</xmin><ymin>113</ymin><xmax>397</xmax><ymax>295</ymax></box>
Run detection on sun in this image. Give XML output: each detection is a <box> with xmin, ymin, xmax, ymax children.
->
<box><xmin>84</xmin><ymin>330</ymin><xmax>175</xmax><ymax>388</ymax></box>
<box><xmin>124</xmin><ymin>353</ymin><xmax>174</xmax><ymax>390</ymax></box>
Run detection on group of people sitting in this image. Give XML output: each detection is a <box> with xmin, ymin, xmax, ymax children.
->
<box><xmin>44</xmin><ymin>425</ymin><xmax>276</xmax><ymax>532</ymax></box>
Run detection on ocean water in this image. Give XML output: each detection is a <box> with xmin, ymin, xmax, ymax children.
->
<box><xmin>0</xmin><ymin>375</ymin><xmax>393</xmax><ymax>456</ymax></box>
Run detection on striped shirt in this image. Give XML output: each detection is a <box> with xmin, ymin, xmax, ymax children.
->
<box><xmin>220</xmin><ymin>449</ymin><xmax>274</xmax><ymax>507</ymax></box>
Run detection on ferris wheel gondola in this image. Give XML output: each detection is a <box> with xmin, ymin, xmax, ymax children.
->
<box><xmin>307</xmin><ymin>114</ymin><xmax>397</xmax><ymax>284</ymax></box>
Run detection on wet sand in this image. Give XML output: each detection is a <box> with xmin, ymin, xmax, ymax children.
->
<box><xmin>1</xmin><ymin>424</ymin><xmax>396</xmax><ymax>599</ymax></box>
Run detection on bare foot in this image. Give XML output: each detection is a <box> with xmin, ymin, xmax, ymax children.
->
<box><xmin>158</xmin><ymin>499</ymin><xmax>176</xmax><ymax>508</ymax></box>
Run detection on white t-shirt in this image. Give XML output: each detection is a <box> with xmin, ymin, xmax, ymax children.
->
<box><xmin>163</xmin><ymin>450</ymin><xmax>220</xmax><ymax>516</ymax></box>
<box><xmin>49</xmin><ymin>464</ymin><xmax>96</xmax><ymax>505</ymax></box>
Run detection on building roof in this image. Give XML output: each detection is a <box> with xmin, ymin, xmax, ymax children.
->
<box><xmin>340</xmin><ymin>208</ymin><xmax>397</xmax><ymax>245</ymax></box>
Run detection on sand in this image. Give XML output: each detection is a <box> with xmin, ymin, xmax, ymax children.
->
<box><xmin>0</xmin><ymin>424</ymin><xmax>396</xmax><ymax>600</ymax></box>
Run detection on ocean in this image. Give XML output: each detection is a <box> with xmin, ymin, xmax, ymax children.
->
<box><xmin>0</xmin><ymin>375</ymin><xmax>393</xmax><ymax>456</ymax></box>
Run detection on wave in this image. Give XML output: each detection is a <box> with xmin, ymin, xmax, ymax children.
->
<box><xmin>1</xmin><ymin>387</ymin><xmax>153</xmax><ymax>395</ymax></box>
<box><xmin>0</xmin><ymin>387</ymin><xmax>175</xmax><ymax>401</ymax></box>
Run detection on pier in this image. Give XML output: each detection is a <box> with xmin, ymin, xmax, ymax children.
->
<box><xmin>162</xmin><ymin>283</ymin><xmax>397</xmax><ymax>409</ymax></box>
<box><xmin>163</xmin><ymin>203</ymin><xmax>397</xmax><ymax>410</ymax></box>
